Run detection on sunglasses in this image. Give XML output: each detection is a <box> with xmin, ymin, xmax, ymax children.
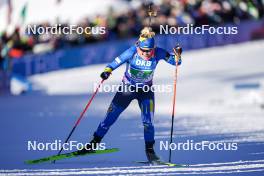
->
<box><xmin>139</xmin><ymin>47</ymin><xmax>154</xmax><ymax>53</ymax></box>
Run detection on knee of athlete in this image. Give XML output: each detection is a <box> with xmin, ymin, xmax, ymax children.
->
<box><xmin>107</xmin><ymin>103</ymin><xmax>124</xmax><ymax>114</ymax></box>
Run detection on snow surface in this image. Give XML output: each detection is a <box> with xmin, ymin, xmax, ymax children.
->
<box><xmin>1</xmin><ymin>40</ymin><xmax>264</xmax><ymax>175</ymax></box>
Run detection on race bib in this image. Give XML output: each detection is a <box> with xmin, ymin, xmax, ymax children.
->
<box><xmin>129</xmin><ymin>67</ymin><xmax>153</xmax><ymax>82</ymax></box>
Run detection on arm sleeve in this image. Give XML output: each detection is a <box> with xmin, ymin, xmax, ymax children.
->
<box><xmin>156</xmin><ymin>47</ymin><xmax>181</xmax><ymax>66</ymax></box>
<box><xmin>107</xmin><ymin>46</ymin><xmax>136</xmax><ymax>70</ymax></box>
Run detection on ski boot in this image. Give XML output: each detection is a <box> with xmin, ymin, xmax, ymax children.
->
<box><xmin>77</xmin><ymin>134</ymin><xmax>102</xmax><ymax>155</ymax></box>
<box><xmin>145</xmin><ymin>141</ymin><xmax>160</xmax><ymax>164</ymax></box>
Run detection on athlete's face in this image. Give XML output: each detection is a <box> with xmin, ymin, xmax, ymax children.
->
<box><xmin>137</xmin><ymin>47</ymin><xmax>154</xmax><ymax>60</ymax></box>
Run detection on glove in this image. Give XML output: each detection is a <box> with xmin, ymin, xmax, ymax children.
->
<box><xmin>100</xmin><ymin>67</ymin><xmax>112</xmax><ymax>80</ymax></box>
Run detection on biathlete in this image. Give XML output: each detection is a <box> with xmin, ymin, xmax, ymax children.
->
<box><xmin>78</xmin><ymin>27</ymin><xmax>182</xmax><ymax>163</ymax></box>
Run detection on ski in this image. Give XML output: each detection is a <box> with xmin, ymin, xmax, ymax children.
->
<box><xmin>25</xmin><ymin>148</ymin><xmax>119</xmax><ymax>164</ymax></box>
<box><xmin>135</xmin><ymin>160</ymin><xmax>188</xmax><ymax>167</ymax></box>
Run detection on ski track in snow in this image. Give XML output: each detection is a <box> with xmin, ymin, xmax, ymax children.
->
<box><xmin>1</xmin><ymin>160</ymin><xmax>264</xmax><ymax>175</ymax></box>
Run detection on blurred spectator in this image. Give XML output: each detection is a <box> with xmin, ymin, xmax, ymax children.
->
<box><xmin>0</xmin><ymin>42</ymin><xmax>3</xmax><ymax>70</ymax></box>
<box><xmin>1</xmin><ymin>0</ymin><xmax>263</xmax><ymax>57</ymax></box>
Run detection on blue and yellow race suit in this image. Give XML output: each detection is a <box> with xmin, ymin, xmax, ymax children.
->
<box><xmin>94</xmin><ymin>45</ymin><xmax>181</xmax><ymax>144</ymax></box>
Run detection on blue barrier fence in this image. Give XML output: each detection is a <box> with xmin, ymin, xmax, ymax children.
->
<box><xmin>12</xmin><ymin>20</ymin><xmax>264</xmax><ymax>77</ymax></box>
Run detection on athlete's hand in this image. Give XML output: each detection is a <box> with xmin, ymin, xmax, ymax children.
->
<box><xmin>100</xmin><ymin>67</ymin><xmax>112</xmax><ymax>80</ymax></box>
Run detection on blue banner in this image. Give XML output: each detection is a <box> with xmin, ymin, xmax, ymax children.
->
<box><xmin>12</xmin><ymin>20</ymin><xmax>264</xmax><ymax>76</ymax></box>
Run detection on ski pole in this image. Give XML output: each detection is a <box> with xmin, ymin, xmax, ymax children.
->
<box><xmin>169</xmin><ymin>46</ymin><xmax>182</xmax><ymax>163</ymax></box>
<box><xmin>53</xmin><ymin>79</ymin><xmax>104</xmax><ymax>163</ymax></box>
